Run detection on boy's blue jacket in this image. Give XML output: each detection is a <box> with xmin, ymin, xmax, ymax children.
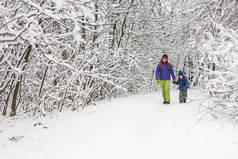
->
<box><xmin>173</xmin><ymin>72</ymin><xmax>189</xmax><ymax>91</ymax></box>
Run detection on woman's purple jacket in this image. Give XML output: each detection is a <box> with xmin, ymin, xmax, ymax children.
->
<box><xmin>155</xmin><ymin>60</ymin><xmax>176</xmax><ymax>80</ymax></box>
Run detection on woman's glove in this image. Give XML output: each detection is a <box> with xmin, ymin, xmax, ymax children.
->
<box><xmin>156</xmin><ymin>80</ymin><xmax>160</xmax><ymax>85</ymax></box>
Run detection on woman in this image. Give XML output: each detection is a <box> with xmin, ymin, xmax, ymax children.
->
<box><xmin>155</xmin><ymin>54</ymin><xmax>176</xmax><ymax>104</ymax></box>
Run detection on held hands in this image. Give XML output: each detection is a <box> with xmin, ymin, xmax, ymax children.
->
<box><xmin>156</xmin><ymin>80</ymin><xmax>160</xmax><ymax>85</ymax></box>
<box><xmin>172</xmin><ymin>80</ymin><xmax>176</xmax><ymax>84</ymax></box>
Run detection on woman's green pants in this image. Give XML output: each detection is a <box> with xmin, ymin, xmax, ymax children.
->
<box><xmin>159</xmin><ymin>80</ymin><xmax>171</xmax><ymax>102</ymax></box>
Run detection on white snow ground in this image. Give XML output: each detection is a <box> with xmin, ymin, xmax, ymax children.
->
<box><xmin>1</xmin><ymin>89</ymin><xmax>238</xmax><ymax>159</ymax></box>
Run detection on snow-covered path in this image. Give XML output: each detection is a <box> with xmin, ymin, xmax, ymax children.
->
<box><xmin>1</xmin><ymin>89</ymin><xmax>238</xmax><ymax>159</ymax></box>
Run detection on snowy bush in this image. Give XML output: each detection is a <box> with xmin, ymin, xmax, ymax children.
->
<box><xmin>186</xmin><ymin>0</ymin><xmax>238</xmax><ymax>118</ymax></box>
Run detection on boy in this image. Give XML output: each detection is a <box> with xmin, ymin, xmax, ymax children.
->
<box><xmin>173</xmin><ymin>71</ymin><xmax>189</xmax><ymax>103</ymax></box>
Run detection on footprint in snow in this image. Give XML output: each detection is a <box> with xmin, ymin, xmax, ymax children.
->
<box><xmin>8</xmin><ymin>136</ymin><xmax>24</xmax><ymax>142</ymax></box>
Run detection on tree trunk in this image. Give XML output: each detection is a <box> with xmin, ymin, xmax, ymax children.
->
<box><xmin>111</xmin><ymin>22</ymin><xmax>117</xmax><ymax>49</ymax></box>
<box><xmin>93</xmin><ymin>0</ymin><xmax>99</xmax><ymax>45</ymax></box>
<box><xmin>81</xmin><ymin>16</ymin><xmax>86</xmax><ymax>51</ymax></box>
<box><xmin>39</xmin><ymin>66</ymin><xmax>48</xmax><ymax>97</ymax></box>
<box><xmin>2</xmin><ymin>82</ymin><xmax>14</xmax><ymax>116</ymax></box>
<box><xmin>118</xmin><ymin>0</ymin><xmax>135</xmax><ymax>48</ymax></box>
<box><xmin>10</xmin><ymin>44</ymin><xmax>32</xmax><ymax>116</ymax></box>
<box><xmin>10</xmin><ymin>81</ymin><xmax>20</xmax><ymax>116</ymax></box>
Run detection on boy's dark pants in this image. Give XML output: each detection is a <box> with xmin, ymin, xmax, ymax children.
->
<box><xmin>179</xmin><ymin>90</ymin><xmax>187</xmax><ymax>103</ymax></box>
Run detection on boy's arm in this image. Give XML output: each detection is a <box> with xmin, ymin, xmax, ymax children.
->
<box><xmin>185</xmin><ymin>77</ymin><xmax>189</xmax><ymax>88</ymax></box>
<box><xmin>173</xmin><ymin>78</ymin><xmax>179</xmax><ymax>85</ymax></box>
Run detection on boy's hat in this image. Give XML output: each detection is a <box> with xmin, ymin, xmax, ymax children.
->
<box><xmin>178</xmin><ymin>70</ymin><xmax>184</xmax><ymax>76</ymax></box>
<box><xmin>162</xmin><ymin>54</ymin><xmax>168</xmax><ymax>59</ymax></box>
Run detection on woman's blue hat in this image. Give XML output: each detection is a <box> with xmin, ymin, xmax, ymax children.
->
<box><xmin>178</xmin><ymin>71</ymin><xmax>184</xmax><ymax>76</ymax></box>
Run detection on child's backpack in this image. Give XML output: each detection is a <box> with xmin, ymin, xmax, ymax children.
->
<box><xmin>159</xmin><ymin>62</ymin><xmax>170</xmax><ymax>71</ymax></box>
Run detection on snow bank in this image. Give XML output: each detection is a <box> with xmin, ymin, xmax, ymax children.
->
<box><xmin>0</xmin><ymin>89</ymin><xmax>238</xmax><ymax>159</ymax></box>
